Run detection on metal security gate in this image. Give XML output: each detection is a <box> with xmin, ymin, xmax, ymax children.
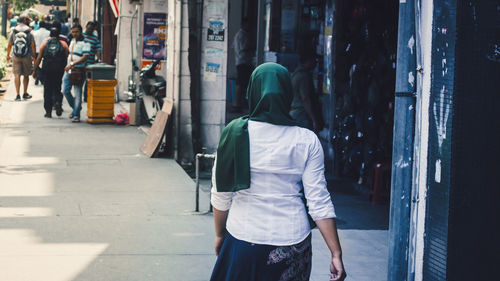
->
<box><xmin>423</xmin><ymin>0</ymin><xmax>500</xmax><ymax>280</ymax></box>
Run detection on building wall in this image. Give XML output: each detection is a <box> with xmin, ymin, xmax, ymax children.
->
<box><xmin>178</xmin><ymin>0</ymin><xmax>193</xmax><ymax>164</ymax></box>
<box><xmin>167</xmin><ymin>0</ymin><xmax>193</xmax><ymax>164</ymax></box>
<box><xmin>78</xmin><ymin>0</ymin><xmax>95</xmax><ymax>26</ymax></box>
<box><xmin>116</xmin><ymin>1</ymin><xmax>141</xmax><ymax>101</ymax></box>
<box><xmin>199</xmin><ymin>0</ymin><xmax>228</xmax><ymax>153</ymax></box>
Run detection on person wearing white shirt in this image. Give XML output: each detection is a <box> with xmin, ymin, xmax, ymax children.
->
<box><xmin>210</xmin><ymin>63</ymin><xmax>346</xmax><ymax>281</ymax></box>
<box><xmin>231</xmin><ymin>18</ymin><xmax>255</xmax><ymax>112</ymax></box>
<box><xmin>32</xmin><ymin>21</ymin><xmax>51</xmax><ymax>85</ymax></box>
<box><xmin>62</xmin><ymin>24</ymin><xmax>90</xmax><ymax>123</ymax></box>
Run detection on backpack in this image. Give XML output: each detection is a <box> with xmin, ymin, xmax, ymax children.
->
<box><xmin>43</xmin><ymin>38</ymin><xmax>65</xmax><ymax>65</ymax></box>
<box><xmin>12</xmin><ymin>28</ymin><xmax>31</xmax><ymax>57</ymax></box>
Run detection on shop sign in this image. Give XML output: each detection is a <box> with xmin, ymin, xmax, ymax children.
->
<box><xmin>207</xmin><ymin>20</ymin><xmax>225</xmax><ymax>42</ymax></box>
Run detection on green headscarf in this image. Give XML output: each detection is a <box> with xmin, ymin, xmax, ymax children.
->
<box><xmin>215</xmin><ymin>63</ymin><xmax>300</xmax><ymax>192</ymax></box>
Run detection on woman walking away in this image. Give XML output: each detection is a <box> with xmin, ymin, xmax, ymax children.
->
<box><xmin>210</xmin><ymin>63</ymin><xmax>346</xmax><ymax>281</ymax></box>
<box><xmin>33</xmin><ymin>27</ymin><xmax>68</xmax><ymax>118</ymax></box>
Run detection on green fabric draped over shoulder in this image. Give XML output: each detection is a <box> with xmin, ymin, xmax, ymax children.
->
<box><xmin>215</xmin><ymin>62</ymin><xmax>300</xmax><ymax>192</ymax></box>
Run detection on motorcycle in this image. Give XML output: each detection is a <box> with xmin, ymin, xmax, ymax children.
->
<box><xmin>127</xmin><ymin>59</ymin><xmax>166</xmax><ymax>124</ymax></box>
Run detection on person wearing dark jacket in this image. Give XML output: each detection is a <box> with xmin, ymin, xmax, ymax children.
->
<box><xmin>33</xmin><ymin>28</ymin><xmax>69</xmax><ymax>118</ymax></box>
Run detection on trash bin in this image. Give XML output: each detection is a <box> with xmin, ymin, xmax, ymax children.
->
<box><xmin>86</xmin><ymin>63</ymin><xmax>116</xmax><ymax>80</ymax></box>
<box><xmin>87</xmin><ymin>80</ymin><xmax>117</xmax><ymax>123</ymax></box>
<box><xmin>86</xmin><ymin>63</ymin><xmax>117</xmax><ymax>124</ymax></box>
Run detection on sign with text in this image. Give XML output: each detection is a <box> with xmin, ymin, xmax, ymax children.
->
<box><xmin>143</xmin><ymin>13</ymin><xmax>167</xmax><ymax>60</ymax></box>
<box><xmin>207</xmin><ymin>20</ymin><xmax>225</xmax><ymax>42</ymax></box>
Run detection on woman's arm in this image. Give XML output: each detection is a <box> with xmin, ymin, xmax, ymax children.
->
<box><xmin>302</xmin><ymin>135</ymin><xmax>345</xmax><ymax>280</ymax></box>
<box><xmin>213</xmin><ymin>207</ymin><xmax>229</xmax><ymax>256</ymax></box>
<box><xmin>316</xmin><ymin>218</ymin><xmax>346</xmax><ymax>281</ymax></box>
<box><xmin>210</xmin><ymin>156</ymin><xmax>233</xmax><ymax>255</ymax></box>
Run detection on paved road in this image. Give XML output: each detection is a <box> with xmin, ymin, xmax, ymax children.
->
<box><xmin>0</xmin><ymin>80</ymin><xmax>388</xmax><ymax>281</ymax></box>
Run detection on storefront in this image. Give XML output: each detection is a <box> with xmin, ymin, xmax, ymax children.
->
<box><xmin>227</xmin><ymin>0</ymin><xmax>399</xmax><ymax>193</ymax></box>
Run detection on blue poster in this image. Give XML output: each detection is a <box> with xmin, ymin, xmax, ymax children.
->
<box><xmin>143</xmin><ymin>13</ymin><xmax>167</xmax><ymax>60</ymax></box>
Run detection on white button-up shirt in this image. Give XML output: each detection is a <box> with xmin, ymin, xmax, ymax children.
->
<box><xmin>211</xmin><ymin>120</ymin><xmax>336</xmax><ymax>246</ymax></box>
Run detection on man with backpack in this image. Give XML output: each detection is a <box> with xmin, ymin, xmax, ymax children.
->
<box><xmin>33</xmin><ymin>28</ymin><xmax>68</xmax><ymax>118</ymax></box>
<box><xmin>6</xmin><ymin>14</ymin><xmax>35</xmax><ymax>101</ymax></box>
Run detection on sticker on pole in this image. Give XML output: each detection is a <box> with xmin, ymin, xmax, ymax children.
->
<box><xmin>207</xmin><ymin>20</ymin><xmax>225</xmax><ymax>42</ymax></box>
<box><xmin>204</xmin><ymin>62</ymin><xmax>220</xmax><ymax>82</ymax></box>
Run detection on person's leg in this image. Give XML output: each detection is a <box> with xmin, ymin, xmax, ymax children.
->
<box><xmin>43</xmin><ymin>73</ymin><xmax>54</xmax><ymax>116</ymax></box>
<box><xmin>62</xmin><ymin>72</ymin><xmax>74</xmax><ymax>109</ymax></box>
<box><xmin>22</xmin><ymin>75</ymin><xmax>29</xmax><ymax>94</ymax></box>
<box><xmin>14</xmin><ymin>74</ymin><xmax>21</xmax><ymax>97</ymax></box>
<box><xmin>21</xmin><ymin>57</ymin><xmax>33</xmax><ymax>99</ymax></box>
<box><xmin>82</xmin><ymin>79</ymin><xmax>87</xmax><ymax>102</ymax></box>
<box><xmin>72</xmin><ymin>84</ymin><xmax>83</xmax><ymax>120</ymax></box>
<box><xmin>12</xmin><ymin>58</ymin><xmax>21</xmax><ymax>99</ymax></box>
<box><xmin>34</xmin><ymin>53</ymin><xmax>39</xmax><ymax>85</ymax></box>
<box><xmin>54</xmin><ymin>70</ymin><xmax>64</xmax><ymax>116</ymax></box>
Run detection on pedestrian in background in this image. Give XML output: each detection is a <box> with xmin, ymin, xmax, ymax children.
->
<box><xmin>6</xmin><ymin>14</ymin><xmax>35</xmax><ymax>101</ymax></box>
<box><xmin>210</xmin><ymin>63</ymin><xmax>346</xmax><ymax>281</ymax></box>
<box><xmin>9</xmin><ymin>15</ymin><xmax>18</xmax><ymax>28</ymax></box>
<box><xmin>290</xmin><ymin>52</ymin><xmax>324</xmax><ymax>133</ymax></box>
<box><xmin>29</xmin><ymin>16</ymin><xmax>40</xmax><ymax>31</ymax></box>
<box><xmin>231</xmin><ymin>17</ymin><xmax>255</xmax><ymax>112</ymax></box>
<box><xmin>33</xmin><ymin>27</ymin><xmax>68</xmax><ymax>118</ymax></box>
<box><xmin>52</xmin><ymin>21</ymin><xmax>69</xmax><ymax>43</ymax></box>
<box><xmin>82</xmin><ymin>21</ymin><xmax>101</xmax><ymax>102</ymax></box>
<box><xmin>62</xmin><ymin>24</ymin><xmax>90</xmax><ymax>123</ymax></box>
<box><xmin>33</xmin><ymin>21</ymin><xmax>50</xmax><ymax>85</ymax></box>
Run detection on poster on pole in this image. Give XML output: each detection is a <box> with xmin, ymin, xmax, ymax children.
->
<box><xmin>207</xmin><ymin>19</ymin><xmax>225</xmax><ymax>42</ymax></box>
<box><xmin>143</xmin><ymin>13</ymin><xmax>167</xmax><ymax>61</ymax></box>
<box><xmin>204</xmin><ymin>62</ymin><xmax>220</xmax><ymax>82</ymax></box>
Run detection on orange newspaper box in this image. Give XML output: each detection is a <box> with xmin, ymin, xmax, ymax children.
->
<box><xmin>86</xmin><ymin>79</ymin><xmax>117</xmax><ymax>124</ymax></box>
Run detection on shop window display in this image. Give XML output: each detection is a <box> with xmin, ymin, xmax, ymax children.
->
<box><xmin>266</xmin><ymin>0</ymin><xmax>398</xmax><ymax>191</ymax></box>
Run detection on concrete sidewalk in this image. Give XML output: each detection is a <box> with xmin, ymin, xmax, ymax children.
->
<box><xmin>0</xmin><ymin>79</ymin><xmax>388</xmax><ymax>281</ymax></box>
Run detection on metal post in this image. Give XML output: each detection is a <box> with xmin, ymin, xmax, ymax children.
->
<box><xmin>195</xmin><ymin>154</ymin><xmax>200</xmax><ymax>212</ymax></box>
<box><xmin>387</xmin><ymin>0</ymin><xmax>416</xmax><ymax>280</ymax></box>
<box><xmin>194</xmin><ymin>153</ymin><xmax>216</xmax><ymax>213</ymax></box>
<box><xmin>255</xmin><ymin>0</ymin><xmax>266</xmax><ymax>65</ymax></box>
<box><xmin>1</xmin><ymin>2</ymin><xmax>7</xmax><ymax>37</ymax></box>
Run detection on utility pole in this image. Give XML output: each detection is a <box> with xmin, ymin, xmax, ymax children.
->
<box><xmin>1</xmin><ymin>1</ymin><xmax>8</xmax><ymax>37</ymax></box>
<box><xmin>387</xmin><ymin>0</ymin><xmax>416</xmax><ymax>280</ymax></box>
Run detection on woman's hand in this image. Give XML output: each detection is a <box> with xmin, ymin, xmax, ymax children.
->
<box><xmin>214</xmin><ymin>235</ymin><xmax>225</xmax><ymax>256</ymax></box>
<box><xmin>330</xmin><ymin>255</ymin><xmax>346</xmax><ymax>281</ymax></box>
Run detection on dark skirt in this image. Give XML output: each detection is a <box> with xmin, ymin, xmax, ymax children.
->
<box><xmin>210</xmin><ymin>232</ymin><xmax>312</xmax><ymax>281</ymax></box>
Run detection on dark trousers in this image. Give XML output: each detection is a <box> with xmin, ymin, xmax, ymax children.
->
<box><xmin>43</xmin><ymin>68</ymin><xmax>64</xmax><ymax>114</ymax></box>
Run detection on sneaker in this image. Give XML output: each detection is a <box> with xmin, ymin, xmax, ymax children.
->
<box><xmin>69</xmin><ymin>113</ymin><xmax>74</xmax><ymax>119</ymax></box>
<box><xmin>44</xmin><ymin>113</ymin><xmax>52</xmax><ymax>118</ymax></box>
<box><xmin>72</xmin><ymin>117</ymin><xmax>80</xmax><ymax>123</ymax></box>
<box><xmin>15</xmin><ymin>95</ymin><xmax>21</xmax><ymax>101</ymax></box>
<box><xmin>22</xmin><ymin>93</ymin><xmax>32</xmax><ymax>100</ymax></box>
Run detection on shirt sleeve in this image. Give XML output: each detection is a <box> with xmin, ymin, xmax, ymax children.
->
<box><xmin>210</xmin><ymin>156</ymin><xmax>234</xmax><ymax>211</ymax></box>
<box><xmin>96</xmin><ymin>40</ymin><xmax>102</xmax><ymax>52</ymax></box>
<box><xmin>302</xmin><ymin>134</ymin><xmax>336</xmax><ymax>221</ymax></box>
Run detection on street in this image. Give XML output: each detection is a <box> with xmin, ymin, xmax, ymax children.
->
<box><xmin>0</xmin><ymin>80</ymin><xmax>388</xmax><ymax>281</ymax></box>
